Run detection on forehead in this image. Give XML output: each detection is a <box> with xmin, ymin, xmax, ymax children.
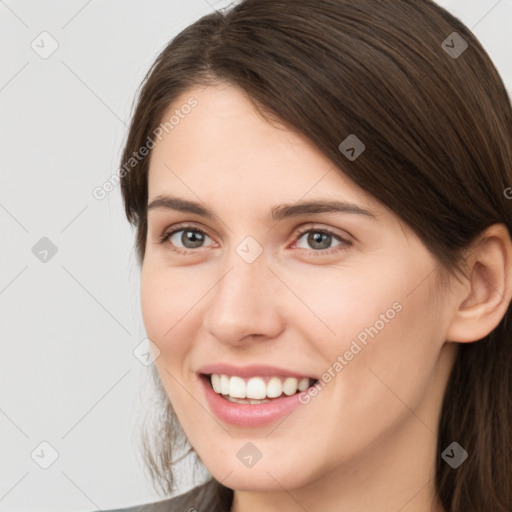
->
<box><xmin>147</xmin><ymin>84</ymin><xmax>377</xmax><ymax>213</ymax></box>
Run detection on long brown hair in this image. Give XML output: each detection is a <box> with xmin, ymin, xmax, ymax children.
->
<box><xmin>119</xmin><ymin>1</ymin><xmax>512</xmax><ymax>510</ymax></box>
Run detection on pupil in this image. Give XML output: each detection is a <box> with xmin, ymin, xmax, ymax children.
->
<box><xmin>184</xmin><ymin>230</ymin><xmax>204</xmax><ymax>248</ymax></box>
<box><xmin>309</xmin><ymin>232</ymin><xmax>329</xmax><ymax>249</ymax></box>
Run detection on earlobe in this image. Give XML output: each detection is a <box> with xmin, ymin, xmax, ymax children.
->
<box><xmin>446</xmin><ymin>223</ymin><xmax>512</xmax><ymax>343</ymax></box>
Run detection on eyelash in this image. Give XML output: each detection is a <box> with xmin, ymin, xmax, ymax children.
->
<box><xmin>158</xmin><ymin>224</ymin><xmax>352</xmax><ymax>257</ymax></box>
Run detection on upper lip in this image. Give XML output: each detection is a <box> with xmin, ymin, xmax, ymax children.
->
<box><xmin>198</xmin><ymin>363</ymin><xmax>319</xmax><ymax>380</ymax></box>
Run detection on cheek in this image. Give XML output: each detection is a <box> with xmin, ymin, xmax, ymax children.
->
<box><xmin>331</xmin><ymin>274</ymin><xmax>445</xmax><ymax>419</ymax></box>
<box><xmin>140</xmin><ymin>269</ymin><xmax>166</xmax><ymax>341</ymax></box>
<box><xmin>288</xmin><ymin>268</ymin><xmax>401</xmax><ymax>354</ymax></box>
<box><xmin>304</xmin><ymin>260</ymin><xmax>443</xmax><ymax>389</ymax></box>
<box><xmin>140</xmin><ymin>266</ymin><xmax>193</xmax><ymax>354</ymax></box>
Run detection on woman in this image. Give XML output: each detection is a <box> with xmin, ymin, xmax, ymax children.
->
<box><xmin>110</xmin><ymin>0</ymin><xmax>512</xmax><ymax>510</ymax></box>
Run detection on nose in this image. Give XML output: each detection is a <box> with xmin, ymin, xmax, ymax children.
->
<box><xmin>202</xmin><ymin>252</ymin><xmax>284</xmax><ymax>347</ymax></box>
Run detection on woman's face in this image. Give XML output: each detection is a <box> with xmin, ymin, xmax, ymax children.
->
<box><xmin>141</xmin><ymin>83</ymin><xmax>458</xmax><ymax>493</ymax></box>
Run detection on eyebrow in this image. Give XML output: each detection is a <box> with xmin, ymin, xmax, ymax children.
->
<box><xmin>146</xmin><ymin>195</ymin><xmax>377</xmax><ymax>221</ymax></box>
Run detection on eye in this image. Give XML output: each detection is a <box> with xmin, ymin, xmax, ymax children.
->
<box><xmin>293</xmin><ymin>226</ymin><xmax>351</xmax><ymax>256</ymax></box>
<box><xmin>159</xmin><ymin>225</ymin><xmax>214</xmax><ymax>254</ymax></box>
<box><xmin>158</xmin><ymin>224</ymin><xmax>352</xmax><ymax>256</ymax></box>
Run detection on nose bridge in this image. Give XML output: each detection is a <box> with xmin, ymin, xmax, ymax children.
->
<box><xmin>215</xmin><ymin>234</ymin><xmax>268</xmax><ymax>306</ymax></box>
<box><xmin>203</xmin><ymin>241</ymin><xmax>281</xmax><ymax>344</ymax></box>
<box><xmin>214</xmin><ymin>246</ymin><xmax>266</xmax><ymax>318</ymax></box>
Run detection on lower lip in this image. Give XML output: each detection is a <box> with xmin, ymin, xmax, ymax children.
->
<box><xmin>199</xmin><ymin>374</ymin><xmax>310</xmax><ymax>427</ymax></box>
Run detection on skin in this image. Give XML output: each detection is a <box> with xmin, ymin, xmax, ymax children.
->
<box><xmin>140</xmin><ymin>83</ymin><xmax>512</xmax><ymax>512</ymax></box>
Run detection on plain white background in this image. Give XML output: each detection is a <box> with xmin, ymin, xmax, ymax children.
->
<box><xmin>1</xmin><ymin>1</ymin><xmax>511</xmax><ymax>511</ymax></box>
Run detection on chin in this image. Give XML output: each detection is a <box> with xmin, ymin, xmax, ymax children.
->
<box><xmin>205</xmin><ymin>456</ymin><xmax>318</xmax><ymax>492</ymax></box>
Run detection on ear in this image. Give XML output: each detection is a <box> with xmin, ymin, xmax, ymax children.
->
<box><xmin>446</xmin><ymin>223</ymin><xmax>512</xmax><ymax>343</ymax></box>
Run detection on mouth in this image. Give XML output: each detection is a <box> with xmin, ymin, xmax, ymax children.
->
<box><xmin>201</xmin><ymin>373</ymin><xmax>320</xmax><ymax>405</ymax></box>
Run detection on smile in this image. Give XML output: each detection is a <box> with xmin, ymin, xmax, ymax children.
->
<box><xmin>199</xmin><ymin>371</ymin><xmax>321</xmax><ymax>427</ymax></box>
<box><xmin>208</xmin><ymin>374</ymin><xmax>318</xmax><ymax>403</ymax></box>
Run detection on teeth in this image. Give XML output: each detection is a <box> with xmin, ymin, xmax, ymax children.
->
<box><xmin>297</xmin><ymin>377</ymin><xmax>310</xmax><ymax>392</ymax></box>
<box><xmin>220</xmin><ymin>374</ymin><xmax>229</xmax><ymax>395</ymax></box>
<box><xmin>225</xmin><ymin>396</ymin><xmax>271</xmax><ymax>404</ymax></box>
<box><xmin>209</xmin><ymin>374</ymin><xmax>314</xmax><ymax>400</ymax></box>
<box><xmin>247</xmin><ymin>377</ymin><xmax>267</xmax><ymax>399</ymax></box>
<box><xmin>267</xmin><ymin>376</ymin><xmax>283</xmax><ymax>398</ymax></box>
<box><xmin>229</xmin><ymin>376</ymin><xmax>246</xmax><ymax>398</ymax></box>
<box><xmin>211</xmin><ymin>374</ymin><xmax>221</xmax><ymax>393</ymax></box>
<box><xmin>283</xmin><ymin>377</ymin><xmax>299</xmax><ymax>396</ymax></box>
